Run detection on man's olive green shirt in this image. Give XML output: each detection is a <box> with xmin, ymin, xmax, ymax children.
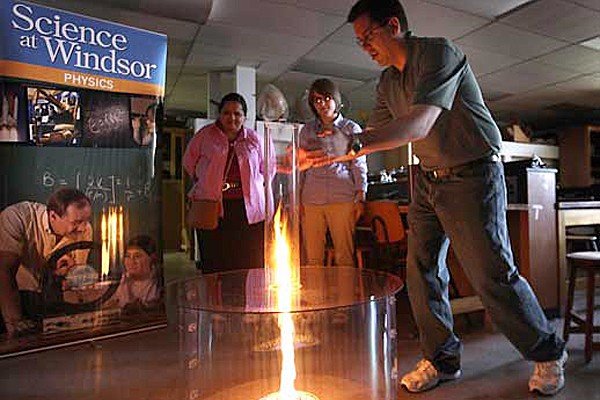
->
<box><xmin>368</xmin><ymin>36</ymin><xmax>502</xmax><ymax>169</ymax></box>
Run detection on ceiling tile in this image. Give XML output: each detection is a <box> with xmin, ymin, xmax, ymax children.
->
<box><xmin>303</xmin><ymin>41</ymin><xmax>381</xmax><ymax>71</ymax></box>
<box><xmin>478</xmin><ymin>61</ymin><xmax>581</xmax><ymax>94</ymax></box>
<box><xmin>457</xmin><ymin>22</ymin><xmax>566</xmax><ymax>59</ymax></box>
<box><xmin>460</xmin><ymin>44</ymin><xmax>522</xmax><ymax>76</ymax></box>
<box><xmin>535</xmin><ymin>45</ymin><xmax>600</xmax><ymax>73</ymax></box>
<box><xmin>482</xmin><ymin>89</ymin><xmax>513</xmax><ymax>102</ymax></box>
<box><xmin>36</xmin><ymin>0</ymin><xmax>198</xmax><ymax>40</ymax></box>
<box><xmin>293</xmin><ymin>59</ymin><xmax>379</xmax><ymax>82</ymax></box>
<box><xmin>425</xmin><ymin>0</ymin><xmax>534</xmax><ymax>18</ymax></box>
<box><xmin>192</xmin><ymin>23</ymin><xmax>316</xmax><ymax>60</ymax></box>
<box><xmin>265</xmin><ymin>0</ymin><xmax>357</xmax><ymax>16</ymax></box>
<box><xmin>488</xmin><ymin>77</ymin><xmax>600</xmax><ymax>126</ymax></box>
<box><xmin>491</xmin><ymin>87</ymin><xmax>569</xmax><ymax>112</ymax></box>
<box><xmin>209</xmin><ymin>0</ymin><xmax>345</xmax><ymax>39</ymax></box>
<box><xmin>257</xmin><ymin>59</ymin><xmax>300</xmax><ymax>80</ymax></box>
<box><xmin>568</xmin><ymin>0</ymin><xmax>600</xmax><ymax>11</ymax></box>
<box><xmin>139</xmin><ymin>0</ymin><xmax>212</xmax><ymax>23</ymax></box>
<box><xmin>185</xmin><ymin>50</ymin><xmax>240</xmax><ymax>70</ymax></box>
<box><xmin>551</xmin><ymin>72</ymin><xmax>600</xmax><ymax>91</ymax></box>
<box><xmin>327</xmin><ymin>24</ymin><xmax>359</xmax><ymax>46</ymax></box>
<box><xmin>401</xmin><ymin>0</ymin><xmax>490</xmax><ymax>39</ymax></box>
<box><xmin>501</xmin><ymin>0</ymin><xmax>600</xmax><ymax>43</ymax></box>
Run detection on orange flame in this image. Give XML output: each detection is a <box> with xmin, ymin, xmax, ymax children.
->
<box><xmin>269</xmin><ymin>203</ymin><xmax>298</xmax><ymax>399</ymax></box>
<box><xmin>101</xmin><ymin>206</ymin><xmax>123</xmax><ymax>278</ymax></box>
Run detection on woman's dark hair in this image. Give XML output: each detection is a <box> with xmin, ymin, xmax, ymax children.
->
<box><xmin>347</xmin><ymin>0</ymin><xmax>408</xmax><ymax>32</ymax></box>
<box><xmin>127</xmin><ymin>235</ymin><xmax>158</xmax><ymax>258</ymax></box>
<box><xmin>218</xmin><ymin>92</ymin><xmax>248</xmax><ymax>116</ymax></box>
<box><xmin>308</xmin><ymin>78</ymin><xmax>343</xmax><ymax>118</ymax></box>
<box><xmin>47</xmin><ymin>188</ymin><xmax>90</xmax><ymax>216</ymax></box>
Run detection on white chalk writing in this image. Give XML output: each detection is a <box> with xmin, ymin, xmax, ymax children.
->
<box><xmin>42</xmin><ymin>170</ymin><xmax>151</xmax><ymax>204</ymax></box>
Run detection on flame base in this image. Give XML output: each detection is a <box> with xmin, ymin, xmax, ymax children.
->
<box><xmin>258</xmin><ymin>391</ymin><xmax>320</xmax><ymax>400</ymax></box>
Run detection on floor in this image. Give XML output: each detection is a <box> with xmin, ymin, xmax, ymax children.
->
<box><xmin>1</xmin><ymin>252</ymin><xmax>599</xmax><ymax>400</ymax></box>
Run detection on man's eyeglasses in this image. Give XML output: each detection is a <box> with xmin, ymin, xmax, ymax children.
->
<box><xmin>354</xmin><ymin>23</ymin><xmax>385</xmax><ymax>48</ymax></box>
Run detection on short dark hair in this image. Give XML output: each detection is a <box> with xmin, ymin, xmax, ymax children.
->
<box><xmin>218</xmin><ymin>92</ymin><xmax>248</xmax><ymax>116</ymax></box>
<box><xmin>47</xmin><ymin>188</ymin><xmax>90</xmax><ymax>216</ymax></box>
<box><xmin>308</xmin><ymin>78</ymin><xmax>343</xmax><ymax>118</ymax></box>
<box><xmin>347</xmin><ymin>0</ymin><xmax>408</xmax><ymax>32</ymax></box>
<box><xmin>127</xmin><ymin>235</ymin><xmax>157</xmax><ymax>258</ymax></box>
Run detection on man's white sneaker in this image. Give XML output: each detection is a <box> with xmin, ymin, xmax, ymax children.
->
<box><xmin>529</xmin><ymin>351</ymin><xmax>568</xmax><ymax>396</ymax></box>
<box><xmin>400</xmin><ymin>359</ymin><xmax>461</xmax><ymax>393</ymax></box>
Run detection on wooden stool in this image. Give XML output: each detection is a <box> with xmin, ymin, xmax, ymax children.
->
<box><xmin>563</xmin><ymin>251</ymin><xmax>600</xmax><ymax>363</ymax></box>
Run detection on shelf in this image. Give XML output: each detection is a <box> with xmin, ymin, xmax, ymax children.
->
<box><xmin>500</xmin><ymin>141</ymin><xmax>559</xmax><ymax>161</ymax></box>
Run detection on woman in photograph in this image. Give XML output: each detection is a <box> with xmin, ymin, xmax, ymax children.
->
<box><xmin>108</xmin><ymin>235</ymin><xmax>161</xmax><ymax>314</ymax></box>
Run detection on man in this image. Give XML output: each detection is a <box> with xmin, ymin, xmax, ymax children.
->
<box><xmin>0</xmin><ymin>188</ymin><xmax>92</xmax><ymax>336</ymax></box>
<box><xmin>344</xmin><ymin>0</ymin><xmax>566</xmax><ymax>395</ymax></box>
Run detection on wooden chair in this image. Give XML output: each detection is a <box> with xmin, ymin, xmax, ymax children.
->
<box><xmin>325</xmin><ymin>226</ymin><xmax>372</xmax><ymax>269</ymax></box>
<box><xmin>325</xmin><ymin>200</ymin><xmax>407</xmax><ymax>271</ymax></box>
<box><xmin>362</xmin><ymin>201</ymin><xmax>407</xmax><ymax>277</ymax></box>
<box><xmin>566</xmin><ymin>225</ymin><xmax>599</xmax><ymax>252</ymax></box>
<box><xmin>563</xmin><ymin>251</ymin><xmax>600</xmax><ymax>363</ymax></box>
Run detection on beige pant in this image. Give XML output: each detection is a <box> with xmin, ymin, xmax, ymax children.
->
<box><xmin>302</xmin><ymin>202</ymin><xmax>355</xmax><ymax>267</ymax></box>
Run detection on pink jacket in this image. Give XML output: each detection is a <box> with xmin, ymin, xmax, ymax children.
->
<box><xmin>183</xmin><ymin>123</ymin><xmax>275</xmax><ymax>225</ymax></box>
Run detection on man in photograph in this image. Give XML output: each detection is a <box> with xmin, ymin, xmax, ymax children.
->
<box><xmin>0</xmin><ymin>188</ymin><xmax>92</xmax><ymax>337</ymax></box>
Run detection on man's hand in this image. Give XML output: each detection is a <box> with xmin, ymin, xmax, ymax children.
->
<box><xmin>5</xmin><ymin>318</ymin><xmax>37</xmax><ymax>338</ymax></box>
<box><xmin>278</xmin><ymin>146</ymin><xmax>329</xmax><ymax>173</ymax></box>
<box><xmin>308</xmin><ymin>153</ymin><xmax>356</xmax><ymax>168</ymax></box>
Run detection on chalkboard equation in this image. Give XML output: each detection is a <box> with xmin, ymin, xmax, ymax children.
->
<box><xmin>42</xmin><ymin>170</ymin><xmax>152</xmax><ymax>204</ymax></box>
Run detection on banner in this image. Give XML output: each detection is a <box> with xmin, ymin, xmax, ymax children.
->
<box><xmin>0</xmin><ymin>1</ymin><xmax>167</xmax><ymax>96</ymax></box>
<box><xmin>0</xmin><ymin>1</ymin><xmax>167</xmax><ymax>357</ymax></box>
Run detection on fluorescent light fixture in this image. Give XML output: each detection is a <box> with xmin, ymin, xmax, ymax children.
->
<box><xmin>580</xmin><ymin>36</ymin><xmax>600</xmax><ymax>51</ymax></box>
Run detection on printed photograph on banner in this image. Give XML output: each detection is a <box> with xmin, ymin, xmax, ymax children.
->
<box><xmin>27</xmin><ymin>87</ymin><xmax>81</xmax><ymax>146</ymax></box>
<box><xmin>0</xmin><ymin>81</ymin><xmax>29</xmax><ymax>142</ymax></box>
<box><xmin>131</xmin><ymin>96</ymin><xmax>158</xmax><ymax>147</ymax></box>
<box><xmin>0</xmin><ymin>184</ymin><xmax>165</xmax><ymax>351</ymax></box>
<box><xmin>81</xmin><ymin>91</ymin><xmax>135</xmax><ymax>148</ymax></box>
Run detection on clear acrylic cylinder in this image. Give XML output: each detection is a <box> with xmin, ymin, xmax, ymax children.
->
<box><xmin>262</xmin><ymin>122</ymin><xmax>302</xmax><ymax>284</ymax></box>
<box><xmin>176</xmin><ymin>267</ymin><xmax>403</xmax><ymax>400</ymax></box>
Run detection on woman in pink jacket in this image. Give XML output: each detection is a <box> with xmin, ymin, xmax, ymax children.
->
<box><xmin>183</xmin><ymin>93</ymin><xmax>274</xmax><ymax>273</ymax></box>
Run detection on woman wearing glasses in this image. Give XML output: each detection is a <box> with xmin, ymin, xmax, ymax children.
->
<box><xmin>299</xmin><ymin>79</ymin><xmax>368</xmax><ymax>268</ymax></box>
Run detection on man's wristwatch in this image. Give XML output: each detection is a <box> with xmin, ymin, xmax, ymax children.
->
<box><xmin>350</xmin><ymin>134</ymin><xmax>363</xmax><ymax>156</ymax></box>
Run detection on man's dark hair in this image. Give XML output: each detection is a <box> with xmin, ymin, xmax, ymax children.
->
<box><xmin>308</xmin><ymin>78</ymin><xmax>343</xmax><ymax>118</ymax></box>
<box><xmin>218</xmin><ymin>92</ymin><xmax>248</xmax><ymax>116</ymax></box>
<box><xmin>47</xmin><ymin>188</ymin><xmax>90</xmax><ymax>216</ymax></box>
<box><xmin>347</xmin><ymin>0</ymin><xmax>408</xmax><ymax>32</ymax></box>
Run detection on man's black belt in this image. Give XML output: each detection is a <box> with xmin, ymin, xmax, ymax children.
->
<box><xmin>422</xmin><ymin>154</ymin><xmax>500</xmax><ymax>180</ymax></box>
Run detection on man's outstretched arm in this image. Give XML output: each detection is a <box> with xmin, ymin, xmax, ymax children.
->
<box><xmin>308</xmin><ymin>104</ymin><xmax>442</xmax><ymax>167</ymax></box>
<box><xmin>359</xmin><ymin>104</ymin><xmax>442</xmax><ymax>155</ymax></box>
